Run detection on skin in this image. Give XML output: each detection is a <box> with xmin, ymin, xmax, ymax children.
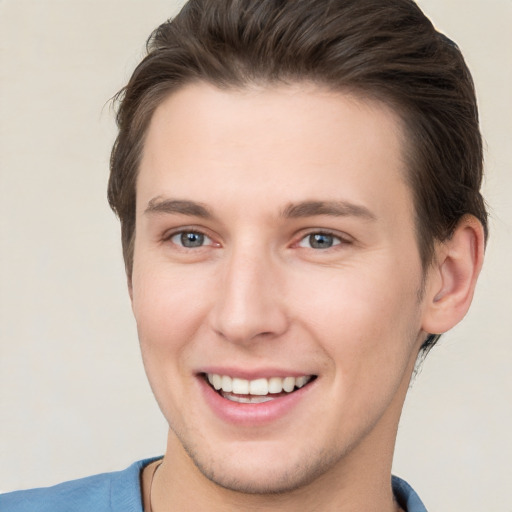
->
<box><xmin>131</xmin><ymin>82</ymin><xmax>484</xmax><ymax>511</ymax></box>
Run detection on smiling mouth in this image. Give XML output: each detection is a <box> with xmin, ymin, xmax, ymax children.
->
<box><xmin>204</xmin><ymin>373</ymin><xmax>316</xmax><ymax>404</ymax></box>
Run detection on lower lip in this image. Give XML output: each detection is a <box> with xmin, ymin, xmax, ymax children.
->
<box><xmin>198</xmin><ymin>376</ymin><xmax>315</xmax><ymax>426</ymax></box>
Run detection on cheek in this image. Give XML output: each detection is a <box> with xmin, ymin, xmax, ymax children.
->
<box><xmin>131</xmin><ymin>263</ymin><xmax>214</xmax><ymax>393</ymax></box>
<box><xmin>292</xmin><ymin>264</ymin><xmax>422</xmax><ymax>373</ymax></box>
<box><xmin>130</xmin><ymin>266</ymin><xmax>214</xmax><ymax>421</ymax></box>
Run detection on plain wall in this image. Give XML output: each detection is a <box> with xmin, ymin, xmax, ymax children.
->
<box><xmin>0</xmin><ymin>1</ymin><xmax>511</xmax><ymax>510</ymax></box>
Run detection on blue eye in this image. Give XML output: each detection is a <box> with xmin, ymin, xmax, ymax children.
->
<box><xmin>170</xmin><ymin>231</ymin><xmax>211</xmax><ymax>248</ymax></box>
<box><xmin>298</xmin><ymin>232</ymin><xmax>342</xmax><ymax>249</ymax></box>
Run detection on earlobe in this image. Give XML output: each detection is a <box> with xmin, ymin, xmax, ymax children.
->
<box><xmin>422</xmin><ymin>215</ymin><xmax>485</xmax><ymax>335</ymax></box>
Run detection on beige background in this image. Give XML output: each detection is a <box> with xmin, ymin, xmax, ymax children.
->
<box><xmin>0</xmin><ymin>1</ymin><xmax>510</xmax><ymax>510</ymax></box>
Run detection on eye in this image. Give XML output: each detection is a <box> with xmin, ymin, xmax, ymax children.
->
<box><xmin>169</xmin><ymin>231</ymin><xmax>213</xmax><ymax>248</ymax></box>
<box><xmin>298</xmin><ymin>232</ymin><xmax>343</xmax><ymax>249</ymax></box>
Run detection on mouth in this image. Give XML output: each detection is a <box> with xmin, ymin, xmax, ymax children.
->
<box><xmin>203</xmin><ymin>373</ymin><xmax>317</xmax><ymax>404</ymax></box>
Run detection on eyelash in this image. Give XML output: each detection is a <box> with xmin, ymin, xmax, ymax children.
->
<box><xmin>296</xmin><ymin>231</ymin><xmax>346</xmax><ymax>250</ymax></box>
<box><xmin>166</xmin><ymin>230</ymin><xmax>216</xmax><ymax>249</ymax></box>
<box><xmin>164</xmin><ymin>229</ymin><xmax>350</xmax><ymax>251</ymax></box>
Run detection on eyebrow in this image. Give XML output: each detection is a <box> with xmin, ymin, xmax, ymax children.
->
<box><xmin>144</xmin><ymin>197</ymin><xmax>376</xmax><ymax>221</ymax></box>
<box><xmin>281</xmin><ymin>200</ymin><xmax>376</xmax><ymax>220</ymax></box>
<box><xmin>144</xmin><ymin>198</ymin><xmax>214</xmax><ymax>219</ymax></box>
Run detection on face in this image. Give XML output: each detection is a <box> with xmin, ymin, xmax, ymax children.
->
<box><xmin>131</xmin><ymin>82</ymin><xmax>429</xmax><ymax>494</ymax></box>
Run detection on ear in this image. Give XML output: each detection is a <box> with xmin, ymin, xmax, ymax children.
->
<box><xmin>421</xmin><ymin>215</ymin><xmax>485</xmax><ymax>335</ymax></box>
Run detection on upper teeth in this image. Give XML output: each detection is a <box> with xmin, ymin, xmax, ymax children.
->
<box><xmin>207</xmin><ymin>374</ymin><xmax>311</xmax><ymax>395</ymax></box>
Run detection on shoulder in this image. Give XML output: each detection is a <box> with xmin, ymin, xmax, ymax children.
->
<box><xmin>0</xmin><ymin>458</ymin><xmax>160</xmax><ymax>512</ymax></box>
<box><xmin>392</xmin><ymin>475</ymin><xmax>428</xmax><ymax>512</ymax></box>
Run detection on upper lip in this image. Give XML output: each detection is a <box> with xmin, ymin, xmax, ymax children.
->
<box><xmin>198</xmin><ymin>367</ymin><xmax>316</xmax><ymax>380</ymax></box>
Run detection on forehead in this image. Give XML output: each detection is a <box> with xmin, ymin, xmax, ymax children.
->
<box><xmin>137</xmin><ymin>82</ymin><xmax>412</xmax><ymax>224</ymax></box>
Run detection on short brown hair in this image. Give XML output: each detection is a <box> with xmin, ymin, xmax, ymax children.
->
<box><xmin>109</xmin><ymin>0</ymin><xmax>488</xmax><ymax>349</ymax></box>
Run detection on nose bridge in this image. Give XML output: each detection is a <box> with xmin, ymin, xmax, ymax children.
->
<box><xmin>210</xmin><ymin>239</ymin><xmax>288</xmax><ymax>344</ymax></box>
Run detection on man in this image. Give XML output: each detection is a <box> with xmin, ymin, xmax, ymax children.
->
<box><xmin>1</xmin><ymin>0</ymin><xmax>487</xmax><ymax>510</ymax></box>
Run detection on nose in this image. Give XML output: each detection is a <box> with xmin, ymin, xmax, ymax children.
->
<box><xmin>209</xmin><ymin>245</ymin><xmax>289</xmax><ymax>345</ymax></box>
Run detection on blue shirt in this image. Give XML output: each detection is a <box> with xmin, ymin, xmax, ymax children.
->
<box><xmin>0</xmin><ymin>459</ymin><xmax>428</xmax><ymax>511</ymax></box>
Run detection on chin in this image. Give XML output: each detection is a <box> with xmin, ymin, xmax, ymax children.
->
<box><xmin>197</xmin><ymin>460</ymin><xmax>327</xmax><ymax>495</ymax></box>
<box><xmin>181</xmin><ymin>438</ymin><xmax>339</xmax><ymax>495</ymax></box>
